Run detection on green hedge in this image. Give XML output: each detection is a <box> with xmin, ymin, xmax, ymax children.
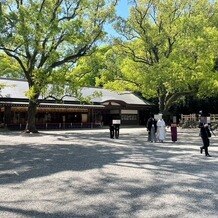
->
<box><xmin>181</xmin><ymin>120</ymin><xmax>218</xmax><ymax>129</ymax></box>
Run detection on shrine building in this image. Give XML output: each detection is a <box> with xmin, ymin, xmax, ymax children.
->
<box><xmin>0</xmin><ymin>78</ymin><xmax>153</xmax><ymax>130</ymax></box>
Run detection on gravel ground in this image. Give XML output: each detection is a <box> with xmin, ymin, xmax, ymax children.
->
<box><xmin>0</xmin><ymin>127</ymin><xmax>217</xmax><ymax>218</ymax></box>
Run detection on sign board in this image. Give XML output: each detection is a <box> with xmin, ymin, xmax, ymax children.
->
<box><xmin>112</xmin><ymin>120</ymin><xmax>121</xmax><ymax>124</ymax></box>
<box><xmin>82</xmin><ymin>114</ymin><xmax>88</xmax><ymax>123</ymax></box>
<box><xmin>121</xmin><ymin>110</ymin><xmax>138</xmax><ymax>114</ymax></box>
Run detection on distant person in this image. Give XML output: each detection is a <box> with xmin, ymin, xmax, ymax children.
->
<box><xmin>110</xmin><ymin>119</ymin><xmax>121</xmax><ymax>139</ymax></box>
<box><xmin>113</xmin><ymin>119</ymin><xmax>121</xmax><ymax>139</ymax></box>
<box><xmin>109</xmin><ymin>124</ymin><xmax>114</xmax><ymax>139</ymax></box>
<box><xmin>199</xmin><ymin>115</ymin><xmax>212</xmax><ymax>157</ymax></box>
<box><xmin>114</xmin><ymin>123</ymin><xmax>120</xmax><ymax>139</ymax></box>
<box><xmin>170</xmin><ymin>120</ymin><xmax>177</xmax><ymax>142</ymax></box>
<box><xmin>146</xmin><ymin>114</ymin><xmax>157</xmax><ymax>142</ymax></box>
<box><xmin>157</xmin><ymin>117</ymin><xmax>166</xmax><ymax>142</ymax></box>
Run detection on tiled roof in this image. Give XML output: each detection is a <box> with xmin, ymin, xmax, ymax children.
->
<box><xmin>0</xmin><ymin>78</ymin><xmax>151</xmax><ymax>106</ymax></box>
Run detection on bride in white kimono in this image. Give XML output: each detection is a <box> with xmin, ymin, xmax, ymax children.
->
<box><xmin>157</xmin><ymin>118</ymin><xmax>166</xmax><ymax>142</ymax></box>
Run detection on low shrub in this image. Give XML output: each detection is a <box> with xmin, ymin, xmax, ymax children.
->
<box><xmin>181</xmin><ymin>120</ymin><xmax>199</xmax><ymax>128</ymax></box>
<box><xmin>181</xmin><ymin>120</ymin><xmax>218</xmax><ymax>129</ymax></box>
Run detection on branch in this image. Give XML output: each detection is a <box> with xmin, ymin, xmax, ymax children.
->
<box><xmin>42</xmin><ymin>94</ymin><xmax>73</xmax><ymax>103</ymax></box>
<box><xmin>50</xmin><ymin>0</ymin><xmax>64</xmax><ymax>23</ymax></box>
<box><xmin>132</xmin><ymin>0</ymin><xmax>153</xmax><ymax>39</ymax></box>
<box><xmin>114</xmin><ymin>77</ymin><xmax>141</xmax><ymax>88</ymax></box>
<box><xmin>58</xmin><ymin>0</ymin><xmax>82</xmax><ymax>22</ymax></box>
<box><xmin>49</xmin><ymin>45</ymin><xmax>88</xmax><ymax>69</ymax></box>
<box><xmin>115</xmin><ymin>42</ymin><xmax>153</xmax><ymax>66</ymax></box>
<box><xmin>39</xmin><ymin>0</ymin><xmax>46</xmax><ymax>13</ymax></box>
<box><xmin>165</xmin><ymin>90</ymin><xmax>195</xmax><ymax>110</ymax></box>
<box><xmin>15</xmin><ymin>0</ymin><xmax>22</xmax><ymax>9</ymax></box>
<box><xmin>0</xmin><ymin>45</ymin><xmax>27</xmax><ymax>58</ymax></box>
<box><xmin>3</xmin><ymin>49</ymin><xmax>28</xmax><ymax>78</ymax></box>
<box><xmin>151</xmin><ymin>45</ymin><xmax>159</xmax><ymax>62</ymax></box>
<box><xmin>37</xmin><ymin>32</ymin><xmax>66</xmax><ymax>68</ymax></box>
<box><xmin>49</xmin><ymin>24</ymin><xmax>104</xmax><ymax>69</ymax></box>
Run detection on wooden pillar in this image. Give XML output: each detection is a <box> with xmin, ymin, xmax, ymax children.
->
<box><xmin>4</xmin><ymin>105</ymin><xmax>11</xmax><ymax>125</ymax></box>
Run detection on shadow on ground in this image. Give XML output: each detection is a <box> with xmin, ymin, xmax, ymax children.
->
<box><xmin>0</xmin><ymin>129</ymin><xmax>217</xmax><ymax>217</ymax></box>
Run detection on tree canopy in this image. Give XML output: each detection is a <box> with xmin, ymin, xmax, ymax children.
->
<box><xmin>91</xmin><ymin>0</ymin><xmax>218</xmax><ymax>113</ymax></box>
<box><xmin>0</xmin><ymin>0</ymin><xmax>118</xmax><ymax>132</ymax></box>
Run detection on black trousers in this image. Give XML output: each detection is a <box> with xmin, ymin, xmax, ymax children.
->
<box><xmin>114</xmin><ymin>126</ymin><xmax>120</xmax><ymax>139</ymax></box>
<box><xmin>110</xmin><ymin>125</ymin><xmax>114</xmax><ymax>138</ymax></box>
<box><xmin>201</xmin><ymin>136</ymin><xmax>210</xmax><ymax>155</ymax></box>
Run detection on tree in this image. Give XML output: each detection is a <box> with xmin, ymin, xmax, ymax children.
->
<box><xmin>0</xmin><ymin>53</ymin><xmax>23</xmax><ymax>78</ymax></box>
<box><xmin>0</xmin><ymin>0</ymin><xmax>118</xmax><ymax>133</ymax></box>
<box><xmin>97</xmin><ymin>0</ymin><xmax>218</xmax><ymax>114</ymax></box>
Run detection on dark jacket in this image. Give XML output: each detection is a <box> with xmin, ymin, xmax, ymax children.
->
<box><xmin>147</xmin><ymin>118</ymin><xmax>157</xmax><ymax>132</ymax></box>
<box><xmin>199</xmin><ymin>122</ymin><xmax>211</xmax><ymax>138</ymax></box>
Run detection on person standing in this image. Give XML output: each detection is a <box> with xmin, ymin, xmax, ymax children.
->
<box><xmin>114</xmin><ymin>123</ymin><xmax>120</xmax><ymax>139</ymax></box>
<box><xmin>170</xmin><ymin>117</ymin><xmax>178</xmax><ymax>142</ymax></box>
<box><xmin>109</xmin><ymin>117</ymin><xmax>115</xmax><ymax>139</ymax></box>
<box><xmin>199</xmin><ymin>116</ymin><xmax>212</xmax><ymax>157</ymax></box>
<box><xmin>146</xmin><ymin>114</ymin><xmax>157</xmax><ymax>142</ymax></box>
<box><xmin>157</xmin><ymin>117</ymin><xmax>166</xmax><ymax>142</ymax></box>
<box><xmin>109</xmin><ymin>124</ymin><xmax>114</xmax><ymax>138</ymax></box>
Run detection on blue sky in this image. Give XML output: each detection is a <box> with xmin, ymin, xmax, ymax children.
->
<box><xmin>116</xmin><ymin>0</ymin><xmax>129</xmax><ymax>18</ymax></box>
<box><xmin>105</xmin><ymin>0</ymin><xmax>130</xmax><ymax>37</ymax></box>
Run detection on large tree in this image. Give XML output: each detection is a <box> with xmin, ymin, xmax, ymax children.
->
<box><xmin>96</xmin><ymin>0</ymin><xmax>218</xmax><ymax>114</ymax></box>
<box><xmin>0</xmin><ymin>0</ymin><xmax>118</xmax><ymax>132</ymax></box>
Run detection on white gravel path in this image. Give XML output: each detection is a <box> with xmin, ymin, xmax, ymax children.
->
<box><xmin>0</xmin><ymin>127</ymin><xmax>217</xmax><ymax>218</ymax></box>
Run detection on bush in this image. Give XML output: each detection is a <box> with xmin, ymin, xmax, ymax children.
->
<box><xmin>181</xmin><ymin>120</ymin><xmax>218</xmax><ymax>129</ymax></box>
<box><xmin>181</xmin><ymin>120</ymin><xmax>199</xmax><ymax>128</ymax></box>
<box><xmin>211</xmin><ymin>122</ymin><xmax>218</xmax><ymax>130</ymax></box>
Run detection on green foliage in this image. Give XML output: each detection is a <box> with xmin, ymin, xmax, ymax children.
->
<box><xmin>66</xmin><ymin>46</ymin><xmax>110</xmax><ymax>87</ymax></box>
<box><xmin>181</xmin><ymin>120</ymin><xmax>199</xmax><ymax>129</ymax></box>
<box><xmin>96</xmin><ymin>0</ymin><xmax>218</xmax><ymax>113</ymax></box>
<box><xmin>0</xmin><ymin>0</ymin><xmax>118</xmax><ymax>100</ymax></box>
<box><xmin>0</xmin><ymin>53</ymin><xmax>23</xmax><ymax>78</ymax></box>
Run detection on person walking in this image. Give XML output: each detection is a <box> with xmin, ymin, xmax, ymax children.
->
<box><xmin>199</xmin><ymin>116</ymin><xmax>212</xmax><ymax>157</ymax></box>
<box><xmin>157</xmin><ymin>117</ymin><xmax>166</xmax><ymax>142</ymax></box>
<box><xmin>146</xmin><ymin>114</ymin><xmax>157</xmax><ymax>142</ymax></box>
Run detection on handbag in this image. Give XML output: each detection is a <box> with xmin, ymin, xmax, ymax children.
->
<box><xmin>206</xmin><ymin>129</ymin><xmax>211</xmax><ymax>138</ymax></box>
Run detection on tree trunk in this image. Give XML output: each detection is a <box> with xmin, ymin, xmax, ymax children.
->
<box><xmin>158</xmin><ymin>94</ymin><xmax>166</xmax><ymax>113</ymax></box>
<box><xmin>157</xmin><ymin>85</ymin><xmax>167</xmax><ymax>114</ymax></box>
<box><xmin>25</xmin><ymin>100</ymin><xmax>38</xmax><ymax>133</ymax></box>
